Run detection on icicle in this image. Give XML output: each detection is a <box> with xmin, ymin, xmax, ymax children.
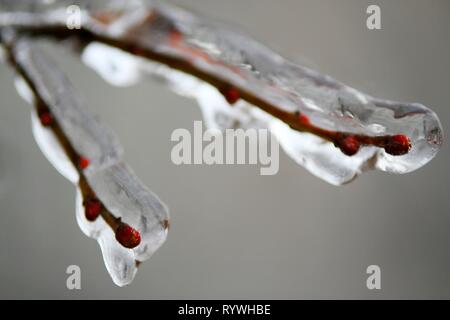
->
<box><xmin>11</xmin><ymin>37</ymin><xmax>169</xmax><ymax>286</ymax></box>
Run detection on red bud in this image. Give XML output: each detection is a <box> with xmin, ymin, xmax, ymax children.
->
<box><xmin>38</xmin><ymin>110</ymin><xmax>53</xmax><ymax>127</ymax></box>
<box><xmin>115</xmin><ymin>223</ymin><xmax>141</xmax><ymax>249</ymax></box>
<box><xmin>79</xmin><ymin>156</ymin><xmax>90</xmax><ymax>170</ymax></box>
<box><xmin>84</xmin><ymin>199</ymin><xmax>102</xmax><ymax>221</ymax></box>
<box><xmin>223</xmin><ymin>87</ymin><xmax>240</xmax><ymax>105</ymax></box>
<box><xmin>384</xmin><ymin>134</ymin><xmax>411</xmax><ymax>156</ymax></box>
<box><xmin>338</xmin><ymin>135</ymin><xmax>360</xmax><ymax>156</ymax></box>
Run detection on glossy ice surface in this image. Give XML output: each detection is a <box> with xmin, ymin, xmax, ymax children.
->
<box><xmin>13</xmin><ymin>38</ymin><xmax>169</xmax><ymax>286</ymax></box>
<box><xmin>0</xmin><ymin>0</ymin><xmax>443</xmax><ymax>184</ymax></box>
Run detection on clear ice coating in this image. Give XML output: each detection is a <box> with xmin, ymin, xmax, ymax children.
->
<box><xmin>12</xmin><ymin>38</ymin><xmax>169</xmax><ymax>286</ymax></box>
<box><xmin>14</xmin><ymin>40</ymin><xmax>124</xmax><ymax>173</ymax></box>
<box><xmin>0</xmin><ymin>0</ymin><xmax>443</xmax><ymax>184</ymax></box>
<box><xmin>82</xmin><ymin>1</ymin><xmax>442</xmax><ymax>184</ymax></box>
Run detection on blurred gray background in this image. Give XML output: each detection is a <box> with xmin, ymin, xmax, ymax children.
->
<box><xmin>0</xmin><ymin>0</ymin><xmax>449</xmax><ymax>299</ymax></box>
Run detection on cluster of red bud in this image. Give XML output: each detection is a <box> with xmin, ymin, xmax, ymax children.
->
<box><xmin>335</xmin><ymin>133</ymin><xmax>411</xmax><ymax>156</ymax></box>
<box><xmin>216</xmin><ymin>87</ymin><xmax>411</xmax><ymax>157</ymax></box>
<box><xmin>38</xmin><ymin>107</ymin><xmax>141</xmax><ymax>249</ymax></box>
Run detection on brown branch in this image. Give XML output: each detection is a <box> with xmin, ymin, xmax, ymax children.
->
<box><xmin>14</xmin><ymin>22</ymin><xmax>411</xmax><ymax>157</ymax></box>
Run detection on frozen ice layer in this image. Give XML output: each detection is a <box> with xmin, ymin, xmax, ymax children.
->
<box><xmin>87</xmin><ymin>162</ymin><xmax>169</xmax><ymax>262</ymax></box>
<box><xmin>33</xmin><ymin>107</ymin><xmax>166</xmax><ymax>286</ymax></box>
<box><xmin>13</xmin><ymin>39</ymin><xmax>123</xmax><ymax>173</ymax></box>
<box><xmin>0</xmin><ymin>0</ymin><xmax>143</xmax><ymax>29</ymax></box>
<box><xmin>31</xmin><ymin>110</ymin><xmax>79</xmax><ymax>184</ymax></box>
<box><xmin>81</xmin><ymin>39</ymin><xmax>442</xmax><ymax>184</ymax></box>
<box><xmin>112</xmin><ymin>1</ymin><xmax>442</xmax><ymax>184</ymax></box>
<box><xmin>9</xmin><ymin>37</ymin><xmax>169</xmax><ymax>286</ymax></box>
<box><xmin>1</xmin><ymin>1</ymin><xmax>443</xmax><ymax>184</ymax></box>
<box><xmin>75</xmin><ymin>187</ymin><xmax>138</xmax><ymax>286</ymax></box>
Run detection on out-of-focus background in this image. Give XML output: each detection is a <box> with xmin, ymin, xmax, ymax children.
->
<box><xmin>0</xmin><ymin>0</ymin><xmax>449</xmax><ymax>299</ymax></box>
